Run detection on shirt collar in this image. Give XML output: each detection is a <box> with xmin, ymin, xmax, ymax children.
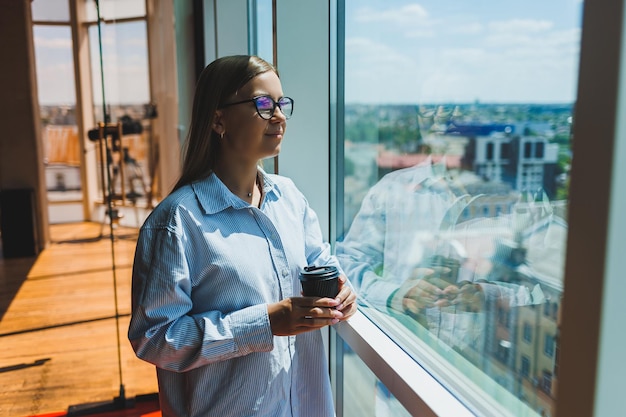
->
<box><xmin>192</xmin><ymin>167</ymin><xmax>281</xmax><ymax>215</ymax></box>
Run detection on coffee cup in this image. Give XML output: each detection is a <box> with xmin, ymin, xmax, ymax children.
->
<box><xmin>299</xmin><ymin>265</ymin><xmax>340</xmax><ymax>298</ymax></box>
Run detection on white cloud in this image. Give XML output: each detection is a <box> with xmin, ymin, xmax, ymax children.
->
<box><xmin>344</xmin><ymin>4</ymin><xmax>582</xmax><ymax>104</ymax></box>
<box><xmin>123</xmin><ymin>37</ymin><xmax>147</xmax><ymax>48</ymax></box>
<box><xmin>345</xmin><ymin>18</ymin><xmax>581</xmax><ymax>104</ymax></box>
<box><xmin>34</xmin><ymin>37</ymin><xmax>72</xmax><ymax>49</ymax></box>
<box><xmin>355</xmin><ymin>4</ymin><xmax>430</xmax><ymax>25</ymax></box>
<box><xmin>488</xmin><ymin>18</ymin><xmax>553</xmax><ymax>34</ymax></box>
<box><xmin>424</xmin><ymin>25</ymin><xmax>581</xmax><ymax>103</ymax></box>
<box><xmin>451</xmin><ymin>22</ymin><xmax>485</xmax><ymax>35</ymax></box>
<box><xmin>345</xmin><ymin>37</ymin><xmax>415</xmax><ymax>67</ymax></box>
<box><xmin>354</xmin><ymin>3</ymin><xmax>437</xmax><ymax>38</ymax></box>
<box><xmin>345</xmin><ymin>37</ymin><xmax>426</xmax><ymax>103</ymax></box>
<box><xmin>440</xmin><ymin>48</ymin><xmax>488</xmax><ymax>63</ymax></box>
<box><xmin>405</xmin><ymin>28</ymin><xmax>437</xmax><ymax>38</ymax></box>
<box><xmin>485</xmin><ymin>19</ymin><xmax>555</xmax><ymax>48</ymax></box>
<box><xmin>91</xmin><ymin>59</ymin><xmax>149</xmax><ymax>104</ymax></box>
<box><xmin>36</xmin><ymin>63</ymin><xmax>76</xmax><ymax>105</ymax></box>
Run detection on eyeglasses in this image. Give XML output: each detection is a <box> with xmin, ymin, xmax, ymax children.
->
<box><xmin>221</xmin><ymin>95</ymin><xmax>294</xmax><ymax>120</ymax></box>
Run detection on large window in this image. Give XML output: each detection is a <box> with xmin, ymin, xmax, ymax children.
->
<box><xmin>86</xmin><ymin>0</ymin><xmax>155</xmax><ymax>211</ymax></box>
<box><xmin>31</xmin><ymin>3</ymin><xmax>82</xmax><ymax>223</ymax></box>
<box><xmin>334</xmin><ymin>1</ymin><xmax>581</xmax><ymax>416</ymax></box>
<box><xmin>31</xmin><ymin>0</ymin><xmax>157</xmax><ymax>223</ymax></box>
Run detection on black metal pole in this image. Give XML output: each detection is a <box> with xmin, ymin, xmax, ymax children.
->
<box><xmin>67</xmin><ymin>1</ymin><xmax>132</xmax><ymax>414</ymax></box>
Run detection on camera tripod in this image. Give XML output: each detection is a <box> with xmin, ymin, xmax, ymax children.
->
<box><xmin>94</xmin><ymin>122</ymin><xmax>149</xmax><ymax>236</ymax></box>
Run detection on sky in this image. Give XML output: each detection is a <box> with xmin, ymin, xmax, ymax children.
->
<box><xmin>32</xmin><ymin>0</ymin><xmax>149</xmax><ymax>106</ymax></box>
<box><xmin>344</xmin><ymin>0</ymin><xmax>584</xmax><ymax>104</ymax></box>
<box><xmin>34</xmin><ymin>22</ymin><xmax>150</xmax><ymax>106</ymax></box>
<box><xmin>32</xmin><ymin>0</ymin><xmax>584</xmax><ymax>106</ymax></box>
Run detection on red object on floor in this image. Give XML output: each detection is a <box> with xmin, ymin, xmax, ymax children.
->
<box><xmin>25</xmin><ymin>413</ymin><xmax>66</xmax><ymax>417</ymax></box>
<box><xmin>25</xmin><ymin>413</ymin><xmax>161</xmax><ymax>417</ymax></box>
<box><xmin>24</xmin><ymin>410</ymin><xmax>160</xmax><ymax>417</ymax></box>
<box><xmin>24</xmin><ymin>397</ymin><xmax>161</xmax><ymax>417</ymax></box>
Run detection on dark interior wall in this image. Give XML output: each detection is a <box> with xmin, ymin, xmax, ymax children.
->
<box><xmin>0</xmin><ymin>0</ymin><xmax>50</xmax><ymax>253</ymax></box>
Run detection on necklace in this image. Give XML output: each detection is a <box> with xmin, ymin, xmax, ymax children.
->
<box><xmin>247</xmin><ymin>176</ymin><xmax>260</xmax><ymax>198</ymax></box>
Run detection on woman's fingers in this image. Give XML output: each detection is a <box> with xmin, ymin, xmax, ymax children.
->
<box><xmin>269</xmin><ymin>298</ymin><xmax>342</xmax><ymax>335</ymax></box>
<box><xmin>293</xmin><ymin>297</ymin><xmax>343</xmax><ymax>319</ymax></box>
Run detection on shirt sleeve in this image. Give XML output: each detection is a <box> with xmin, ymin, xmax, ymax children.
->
<box><xmin>335</xmin><ymin>187</ymin><xmax>398</xmax><ymax>310</ymax></box>
<box><xmin>128</xmin><ymin>225</ymin><xmax>274</xmax><ymax>373</ymax></box>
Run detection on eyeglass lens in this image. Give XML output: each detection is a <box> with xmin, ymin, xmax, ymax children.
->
<box><xmin>254</xmin><ymin>96</ymin><xmax>293</xmax><ymax>119</ymax></box>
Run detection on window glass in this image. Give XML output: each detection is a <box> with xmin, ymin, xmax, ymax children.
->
<box><xmin>32</xmin><ymin>0</ymin><xmax>70</xmax><ymax>22</ymax></box>
<box><xmin>85</xmin><ymin>0</ymin><xmax>146</xmax><ymax>22</ymax></box>
<box><xmin>89</xmin><ymin>21</ymin><xmax>150</xmax><ymax>121</ymax></box>
<box><xmin>521</xmin><ymin>356</ymin><xmax>531</xmax><ymax>377</ymax></box>
<box><xmin>335</xmin><ymin>1</ymin><xmax>581</xmax><ymax>415</ymax></box>
<box><xmin>251</xmin><ymin>0</ymin><xmax>276</xmax><ymax>174</ymax></box>
<box><xmin>252</xmin><ymin>0</ymin><xmax>274</xmax><ymax>65</ymax></box>
<box><xmin>342</xmin><ymin>343</ymin><xmax>412</xmax><ymax>417</ymax></box>
<box><xmin>32</xmin><ymin>24</ymin><xmax>83</xmax><ymax>222</ymax></box>
<box><xmin>523</xmin><ymin>322</ymin><xmax>532</xmax><ymax>343</ymax></box>
<box><xmin>89</xmin><ymin>19</ymin><xmax>154</xmax><ymax>208</ymax></box>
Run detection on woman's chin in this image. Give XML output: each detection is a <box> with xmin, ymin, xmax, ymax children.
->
<box><xmin>264</xmin><ymin>145</ymin><xmax>281</xmax><ymax>159</ymax></box>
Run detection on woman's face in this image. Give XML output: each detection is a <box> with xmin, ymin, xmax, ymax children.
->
<box><xmin>217</xmin><ymin>70</ymin><xmax>287</xmax><ymax>164</ymax></box>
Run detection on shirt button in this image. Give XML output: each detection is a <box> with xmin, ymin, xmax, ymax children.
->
<box><xmin>282</xmin><ymin>269</ymin><xmax>290</xmax><ymax>277</ymax></box>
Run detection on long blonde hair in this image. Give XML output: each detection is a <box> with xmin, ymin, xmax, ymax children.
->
<box><xmin>171</xmin><ymin>55</ymin><xmax>277</xmax><ymax>192</ymax></box>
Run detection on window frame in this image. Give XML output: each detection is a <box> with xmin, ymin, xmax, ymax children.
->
<box><xmin>544</xmin><ymin>334</ymin><xmax>555</xmax><ymax>358</ymax></box>
<box><xmin>523</xmin><ymin>322</ymin><xmax>533</xmax><ymax>343</ymax></box>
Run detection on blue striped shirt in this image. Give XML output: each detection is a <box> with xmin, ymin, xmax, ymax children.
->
<box><xmin>128</xmin><ymin>169</ymin><xmax>338</xmax><ymax>417</ymax></box>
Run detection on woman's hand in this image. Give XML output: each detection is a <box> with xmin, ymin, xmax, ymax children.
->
<box><xmin>446</xmin><ymin>282</ymin><xmax>485</xmax><ymax>312</ymax></box>
<box><xmin>334</xmin><ymin>275</ymin><xmax>357</xmax><ymax>321</ymax></box>
<box><xmin>268</xmin><ymin>296</ymin><xmax>343</xmax><ymax>336</ymax></box>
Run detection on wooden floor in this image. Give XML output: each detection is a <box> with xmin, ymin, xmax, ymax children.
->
<box><xmin>0</xmin><ymin>222</ymin><xmax>158</xmax><ymax>417</ymax></box>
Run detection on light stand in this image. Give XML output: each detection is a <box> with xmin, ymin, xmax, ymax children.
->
<box><xmin>97</xmin><ymin>122</ymin><xmax>125</xmax><ymax>236</ymax></box>
<box><xmin>66</xmin><ymin>122</ymin><xmax>133</xmax><ymax>416</ymax></box>
<box><xmin>65</xmin><ymin>0</ymin><xmax>158</xmax><ymax>413</ymax></box>
<box><xmin>66</xmin><ymin>120</ymin><xmax>160</xmax><ymax>414</ymax></box>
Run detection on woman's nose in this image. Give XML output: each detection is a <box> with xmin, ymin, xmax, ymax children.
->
<box><xmin>271</xmin><ymin>107</ymin><xmax>288</xmax><ymax>122</ymax></box>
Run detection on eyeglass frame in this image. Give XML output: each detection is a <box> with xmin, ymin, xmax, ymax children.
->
<box><xmin>219</xmin><ymin>95</ymin><xmax>294</xmax><ymax>120</ymax></box>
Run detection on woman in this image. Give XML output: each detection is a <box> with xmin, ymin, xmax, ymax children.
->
<box><xmin>128</xmin><ymin>55</ymin><xmax>356</xmax><ymax>417</ymax></box>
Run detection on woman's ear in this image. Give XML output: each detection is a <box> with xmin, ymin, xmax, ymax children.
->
<box><xmin>212</xmin><ymin>110</ymin><xmax>225</xmax><ymax>136</ymax></box>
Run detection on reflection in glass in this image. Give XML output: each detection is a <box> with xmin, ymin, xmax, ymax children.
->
<box><xmin>336</xmin><ymin>1</ymin><xmax>580</xmax><ymax>416</ymax></box>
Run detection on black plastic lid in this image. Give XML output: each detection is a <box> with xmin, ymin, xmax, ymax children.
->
<box><xmin>300</xmin><ymin>265</ymin><xmax>339</xmax><ymax>281</ymax></box>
